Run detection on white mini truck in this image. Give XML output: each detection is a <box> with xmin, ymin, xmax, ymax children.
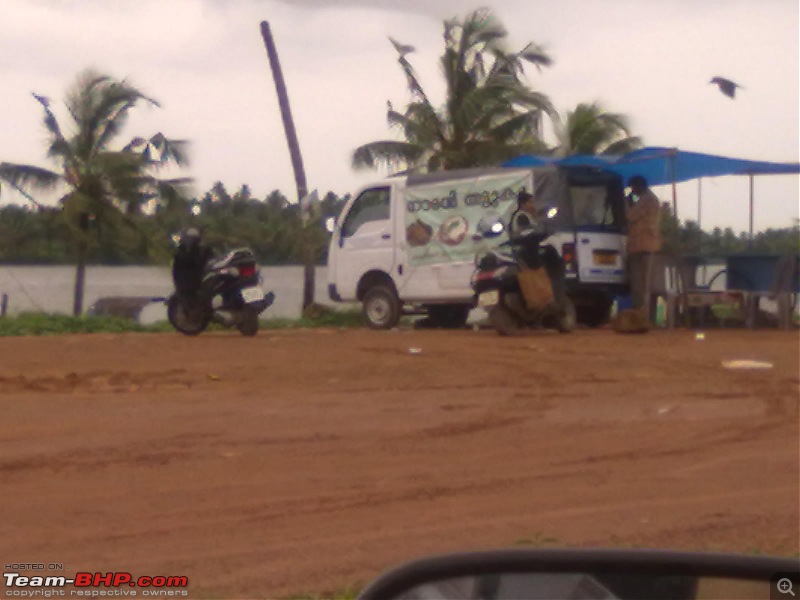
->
<box><xmin>327</xmin><ymin>165</ymin><xmax>629</xmax><ymax>329</ymax></box>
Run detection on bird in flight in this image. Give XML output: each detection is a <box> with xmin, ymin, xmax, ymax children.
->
<box><xmin>389</xmin><ymin>37</ymin><xmax>415</xmax><ymax>56</ymax></box>
<box><xmin>710</xmin><ymin>76</ymin><xmax>743</xmax><ymax>99</ymax></box>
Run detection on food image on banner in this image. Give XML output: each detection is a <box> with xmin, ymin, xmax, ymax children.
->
<box><xmin>403</xmin><ymin>170</ymin><xmax>532</xmax><ymax>266</ymax></box>
<box><xmin>438</xmin><ymin>215</ymin><xmax>469</xmax><ymax>245</ymax></box>
<box><xmin>406</xmin><ymin>218</ymin><xmax>434</xmax><ymax>247</ymax></box>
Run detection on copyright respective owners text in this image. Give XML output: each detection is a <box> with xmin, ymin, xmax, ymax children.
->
<box><xmin>4</xmin><ymin>563</ymin><xmax>189</xmax><ymax>598</ymax></box>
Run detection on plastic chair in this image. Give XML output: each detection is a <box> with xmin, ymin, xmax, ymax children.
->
<box><xmin>741</xmin><ymin>254</ymin><xmax>799</xmax><ymax>330</ymax></box>
<box><xmin>721</xmin><ymin>254</ymin><xmax>799</xmax><ymax>329</ymax></box>
<box><xmin>642</xmin><ymin>253</ymin><xmax>684</xmax><ymax>328</ymax></box>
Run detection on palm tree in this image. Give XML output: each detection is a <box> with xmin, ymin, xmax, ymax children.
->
<box><xmin>352</xmin><ymin>8</ymin><xmax>553</xmax><ymax>173</ymax></box>
<box><xmin>550</xmin><ymin>102</ymin><xmax>642</xmax><ymax>156</ymax></box>
<box><xmin>0</xmin><ymin>70</ymin><xmax>191</xmax><ymax>315</ymax></box>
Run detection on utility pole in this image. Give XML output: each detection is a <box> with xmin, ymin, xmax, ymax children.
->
<box><xmin>260</xmin><ymin>21</ymin><xmax>315</xmax><ymax>310</ymax></box>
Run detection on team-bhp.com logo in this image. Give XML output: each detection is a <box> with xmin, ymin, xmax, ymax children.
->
<box><xmin>4</xmin><ymin>570</ymin><xmax>189</xmax><ymax>597</ymax></box>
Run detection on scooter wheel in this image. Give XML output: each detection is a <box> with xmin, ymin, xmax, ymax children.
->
<box><xmin>488</xmin><ymin>304</ymin><xmax>524</xmax><ymax>336</ymax></box>
<box><xmin>236</xmin><ymin>309</ymin><xmax>260</xmax><ymax>336</ymax></box>
<box><xmin>557</xmin><ymin>297</ymin><xmax>577</xmax><ymax>333</ymax></box>
<box><xmin>167</xmin><ymin>295</ymin><xmax>210</xmax><ymax>336</ymax></box>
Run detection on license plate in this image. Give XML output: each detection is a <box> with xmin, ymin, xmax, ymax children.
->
<box><xmin>241</xmin><ymin>286</ymin><xmax>264</xmax><ymax>304</ymax></box>
<box><xmin>478</xmin><ymin>290</ymin><xmax>500</xmax><ymax>308</ymax></box>
<box><xmin>593</xmin><ymin>251</ymin><xmax>617</xmax><ymax>266</ymax></box>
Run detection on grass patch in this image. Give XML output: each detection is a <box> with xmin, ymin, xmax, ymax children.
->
<box><xmin>262</xmin><ymin>309</ymin><xmax>364</xmax><ymax>330</ymax></box>
<box><xmin>0</xmin><ymin>309</ymin><xmax>367</xmax><ymax>337</ymax></box>
<box><xmin>0</xmin><ymin>312</ymin><xmax>170</xmax><ymax>336</ymax></box>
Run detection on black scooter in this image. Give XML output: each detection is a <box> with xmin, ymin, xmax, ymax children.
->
<box><xmin>471</xmin><ymin>210</ymin><xmax>576</xmax><ymax>335</ymax></box>
<box><xmin>166</xmin><ymin>229</ymin><xmax>275</xmax><ymax>336</ymax></box>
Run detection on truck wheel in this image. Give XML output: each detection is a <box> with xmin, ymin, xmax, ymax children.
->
<box><xmin>488</xmin><ymin>304</ymin><xmax>524</xmax><ymax>336</ymax></box>
<box><xmin>362</xmin><ymin>285</ymin><xmax>401</xmax><ymax>330</ymax></box>
<box><xmin>426</xmin><ymin>304</ymin><xmax>471</xmax><ymax>329</ymax></box>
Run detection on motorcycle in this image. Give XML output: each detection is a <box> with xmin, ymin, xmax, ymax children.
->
<box><xmin>166</xmin><ymin>229</ymin><xmax>275</xmax><ymax>336</ymax></box>
<box><xmin>471</xmin><ymin>209</ymin><xmax>576</xmax><ymax>335</ymax></box>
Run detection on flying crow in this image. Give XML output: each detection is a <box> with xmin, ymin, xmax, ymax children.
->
<box><xmin>710</xmin><ymin>76</ymin><xmax>743</xmax><ymax>99</ymax></box>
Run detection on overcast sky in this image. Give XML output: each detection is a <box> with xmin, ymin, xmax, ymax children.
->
<box><xmin>1</xmin><ymin>0</ymin><xmax>798</xmax><ymax>231</ymax></box>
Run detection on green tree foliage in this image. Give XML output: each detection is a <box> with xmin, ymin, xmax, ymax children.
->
<box><xmin>551</xmin><ymin>102</ymin><xmax>642</xmax><ymax>156</ymax></box>
<box><xmin>0</xmin><ymin>185</ymin><xmax>348</xmax><ymax>266</ymax></box>
<box><xmin>0</xmin><ymin>70</ymin><xmax>191</xmax><ymax>313</ymax></box>
<box><xmin>660</xmin><ymin>205</ymin><xmax>799</xmax><ymax>256</ymax></box>
<box><xmin>352</xmin><ymin>8</ymin><xmax>553</xmax><ymax>173</ymax></box>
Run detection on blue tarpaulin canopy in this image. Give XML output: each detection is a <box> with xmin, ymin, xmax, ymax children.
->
<box><xmin>503</xmin><ymin>147</ymin><xmax>800</xmax><ymax>232</ymax></box>
<box><xmin>503</xmin><ymin>146</ymin><xmax>800</xmax><ymax>186</ymax></box>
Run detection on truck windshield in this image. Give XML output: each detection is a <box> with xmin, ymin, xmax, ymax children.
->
<box><xmin>341</xmin><ymin>187</ymin><xmax>391</xmax><ymax>238</ymax></box>
<box><xmin>570</xmin><ymin>185</ymin><xmax>622</xmax><ymax>228</ymax></box>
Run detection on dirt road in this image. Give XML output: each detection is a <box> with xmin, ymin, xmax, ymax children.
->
<box><xmin>1</xmin><ymin>327</ymin><xmax>798</xmax><ymax>598</ymax></box>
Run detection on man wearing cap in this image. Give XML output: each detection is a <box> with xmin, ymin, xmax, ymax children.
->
<box><xmin>509</xmin><ymin>190</ymin><xmax>537</xmax><ymax>237</ymax></box>
<box><xmin>625</xmin><ymin>175</ymin><xmax>663</xmax><ymax>319</ymax></box>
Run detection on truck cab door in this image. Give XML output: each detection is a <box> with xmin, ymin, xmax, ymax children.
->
<box><xmin>331</xmin><ymin>187</ymin><xmax>394</xmax><ymax>299</ymax></box>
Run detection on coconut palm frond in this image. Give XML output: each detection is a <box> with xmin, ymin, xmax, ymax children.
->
<box><xmin>485</xmin><ymin>110</ymin><xmax>542</xmax><ymax>143</ymax></box>
<box><xmin>553</xmin><ymin>102</ymin><xmax>641</xmax><ymax>156</ymax></box>
<box><xmin>389</xmin><ymin>36</ymin><xmax>415</xmax><ymax>56</ymax></box>
<box><xmin>0</xmin><ymin>162</ymin><xmax>62</xmax><ymax>193</ymax></box>
<box><xmin>122</xmin><ymin>137</ymin><xmax>148</xmax><ymax>153</ymax></box>
<box><xmin>354</xmin><ymin>8</ymin><xmax>556</xmax><ymax>173</ymax></box>
<box><xmin>149</xmin><ymin>135</ymin><xmax>191</xmax><ymax>168</ymax></box>
<box><xmin>396</xmin><ymin>53</ymin><xmax>432</xmax><ymax>107</ymax></box>
<box><xmin>517</xmin><ymin>42</ymin><xmax>553</xmax><ymax>70</ymax></box>
<box><xmin>394</xmin><ymin>102</ymin><xmax>446</xmax><ymax>146</ymax></box>
<box><xmin>32</xmin><ymin>92</ymin><xmax>77</xmax><ymax>168</ymax></box>
<box><xmin>67</xmin><ymin>71</ymin><xmax>159</xmax><ymax>156</ymax></box>
<box><xmin>602</xmin><ymin>136</ymin><xmax>643</xmax><ymax>155</ymax></box>
<box><xmin>0</xmin><ymin>165</ymin><xmax>56</xmax><ymax>210</ymax></box>
<box><xmin>351</xmin><ymin>141</ymin><xmax>424</xmax><ymax>170</ymax></box>
<box><xmin>32</xmin><ymin>92</ymin><xmax>68</xmax><ymax>141</ymax></box>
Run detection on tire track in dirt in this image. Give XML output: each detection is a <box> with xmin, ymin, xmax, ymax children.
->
<box><xmin>1</xmin><ymin>329</ymin><xmax>797</xmax><ymax>598</ymax></box>
<box><xmin>0</xmin><ymin>369</ymin><xmax>193</xmax><ymax>394</ymax></box>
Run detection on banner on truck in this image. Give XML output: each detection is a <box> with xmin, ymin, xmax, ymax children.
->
<box><xmin>403</xmin><ymin>171</ymin><xmax>532</xmax><ymax>266</ymax></box>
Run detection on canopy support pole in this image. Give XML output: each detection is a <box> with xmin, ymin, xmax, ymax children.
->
<box><xmin>669</xmin><ymin>150</ymin><xmax>678</xmax><ymax>220</ymax></box>
<box><xmin>748</xmin><ymin>174</ymin><xmax>754</xmax><ymax>244</ymax></box>
<box><xmin>697</xmin><ymin>178</ymin><xmax>702</xmax><ymax>228</ymax></box>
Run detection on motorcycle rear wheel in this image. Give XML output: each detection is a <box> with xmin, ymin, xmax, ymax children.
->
<box><xmin>236</xmin><ymin>308</ymin><xmax>260</xmax><ymax>336</ymax></box>
<box><xmin>167</xmin><ymin>295</ymin><xmax>210</xmax><ymax>336</ymax></box>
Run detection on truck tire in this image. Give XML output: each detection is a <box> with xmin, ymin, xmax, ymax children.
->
<box><xmin>362</xmin><ymin>285</ymin><xmax>401</xmax><ymax>330</ymax></box>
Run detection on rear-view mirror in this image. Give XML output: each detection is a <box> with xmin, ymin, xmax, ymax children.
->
<box><xmin>357</xmin><ymin>549</ymin><xmax>799</xmax><ymax>600</ymax></box>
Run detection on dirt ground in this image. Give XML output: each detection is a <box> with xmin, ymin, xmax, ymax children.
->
<box><xmin>1</xmin><ymin>327</ymin><xmax>798</xmax><ymax>598</ymax></box>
